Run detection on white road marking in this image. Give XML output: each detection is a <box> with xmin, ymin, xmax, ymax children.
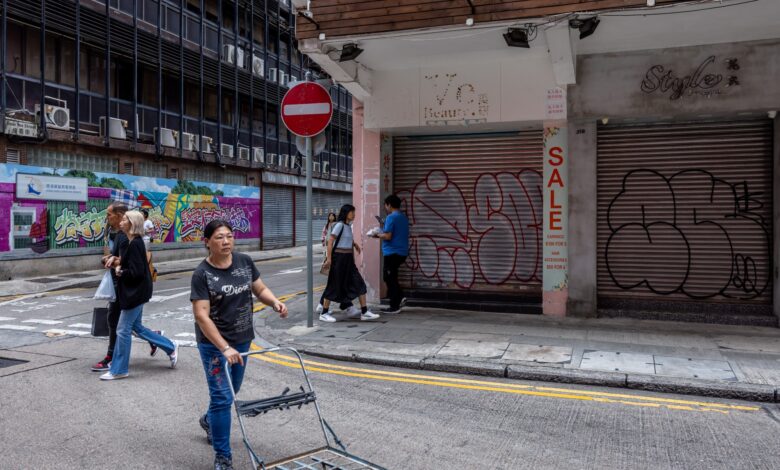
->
<box><xmin>0</xmin><ymin>316</ymin><xmax>17</xmax><ymax>321</ymax></box>
<box><xmin>0</xmin><ymin>293</ymin><xmax>44</xmax><ymax>307</ymax></box>
<box><xmin>22</xmin><ymin>319</ymin><xmax>63</xmax><ymax>325</ymax></box>
<box><xmin>175</xmin><ymin>332</ymin><xmax>196</xmax><ymax>337</ymax></box>
<box><xmin>149</xmin><ymin>291</ymin><xmax>192</xmax><ymax>303</ymax></box>
<box><xmin>153</xmin><ymin>286</ymin><xmax>191</xmax><ymax>294</ymax></box>
<box><xmin>273</xmin><ymin>267</ymin><xmax>305</xmax><ymax>276</ymax></box>
<box><xmin>43</xmin><ymin>329</ymin><xmax>90</xmax><ymax>336</ymax></box>
<box><xmin>68</xmin><ymin>323</ymin><xmax>93</xmax><ymax>329</ymax></box>
<box><xmin>176</xmin><ymin>340</ymin><xmax>198</xmax><ymax>347</ymax></box>
<box><xmin>283</xmin><ymin>103</ymin><xmax>330</xmax><ymax>116</ymax></box>
<box><xmin>0</xmin><ymin>324</ymin><xmax>37</xmax><ymax>331</ymax></box>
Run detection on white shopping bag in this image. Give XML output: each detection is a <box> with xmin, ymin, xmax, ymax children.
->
<box><xmin>94</xmin><ymin>270</ymin><xmax>116</xmax><ymax>301</ymax></box>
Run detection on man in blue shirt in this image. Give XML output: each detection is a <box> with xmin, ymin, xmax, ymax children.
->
<box><xmin>373</xmin><ymin>194</ymin><xmax>410</xmax><ymax>313</ymax></box>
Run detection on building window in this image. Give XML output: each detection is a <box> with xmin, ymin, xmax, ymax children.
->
<box><xmin>137</xmin><ymin>161</ymin><xmax>167</xmax><ymax>178</ymax></box>
<box><xmin>28</xmin><ymin>148</ymin><xmax>119</xmax><ymax>174</ymax></box>
<box><xmin>5</xmin><ymin>23</ymin><xmax>23</xmax><ymax>74</ymax></box>
<box><xmin>204</xmin><ymin>86</ymin><xmax>218</xmax><ymax>121</ymax></box>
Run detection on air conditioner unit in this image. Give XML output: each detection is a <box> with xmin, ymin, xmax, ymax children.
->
<box><xmin>36</xmin><ymin>98</ymin><xmax>70</xmax><ymax>131</ymax></box>
<box><xmin>252</xmin><ymin>147</ymin><xmax>264</xmax><ymax>163</ymax></box>
<box><xmin>238</xmin><ymin>145</ymin><xmax>250</xmax><ymax>160</ymax></box>
<box><xmin>290</xmin><ymin>75</ymin><xmax>299</xmax><ymax>84</ymax></box>
<box><xmin>154</xmin><ymin>127</ymin><xmax>178</xmax><ymax>148</ymax></box>
<box><xmin>182</xmin><ymin>132</ymin><xmax>197</xmax><ymax>151</ymax></box>
<box><xmin>331</xmin><ymin>166</ymin><xmax>338</xmax><ymax>177</ymax></box>
<box><xmin>279</xmin><ymin>153</ymin><xmax>290</xmax><ymax>168</ymax></box>
<box><xmin>201</xmin><ymin>136</ymin><xmax>213</xmax><ymax>153</ymax></box>
<box><xmin>279</xmin><ymin>72</ymin><xmax>288</xmax><ymax>87</ymax></box>
<box><xmin>223</xmin><ymin>44</ymin><xmax>245</xmax><ymax>68</ymax></box>
<box><xmin>220</xmin><ymin>143</ymin><xmax>235</xmax><ymax>159</ymax></box>
<box><xmin>313</xmin><ymin>161</ymin><xmax>321</xmax><ymax>173</ymax></box>
<box><xmin>322</xmin><ymin>161</ymin><xmax>330</xmax><ymax>174</ymax></box>
<box><xmin>268</xmin><ymin>68</ymin><xmax>278</xmax><ymax>82</ymax></box>
<box><xmin>99</xmin><ymin>116</ymin><xmax>128</xmax><ymax>140</ymax></box>
<box><xmin>251</xmin><ymin>55</ymin><xmax>264</xmax><ymax>78</ymax></box>
<box><xmin>266</xmin><ymin>152</ymin><xmax>277</xmax><ymax>166</ymax></box>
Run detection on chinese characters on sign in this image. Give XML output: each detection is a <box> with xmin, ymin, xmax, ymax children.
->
<box><xmin>15</xmin><ymin>174</ymin><xmax>88</xmax><ymax>202</ymax></box>
<box><xmin>543</xmin><ymin>127</ymin><xmax>568</xmax><ymax>297</ymax></box>
<box><xmin>640</xmin><ymin>56</ymin><xmax>741</xmax><ymax>100</ymax></box>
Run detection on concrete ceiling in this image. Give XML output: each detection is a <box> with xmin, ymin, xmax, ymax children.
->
<box><xmin>318</xmin><ymin>0</ymin><xmax>780</xmax><ymax>71</ymax></box>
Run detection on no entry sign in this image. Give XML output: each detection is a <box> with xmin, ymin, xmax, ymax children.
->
<box><xmin>281</xmin><ymin>82</ymin><xmax>333</xmax><ymax>138</ymax></box>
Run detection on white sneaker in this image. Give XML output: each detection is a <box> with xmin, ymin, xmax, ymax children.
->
<box><xmin>345</xmin><ymin>306</ymin><xmax>361</xmax><ymax>319</ymax></box>
<box><xmin>169</xmin><ymin>341</ymin><xmax>179</xmax><ymax>369</ymax></box>
<box><xmin>360</xmin><ymin>310</ymin><xmax>380</xmax><ymax>321</ymax></box>
<box><xmin>316</xmin><ymin>304</ymin><xmax>324</xmax><ymax>314</ymax></box>
<box><xmin>100</xmin><ymin>372</ymin><xmax>129</xmax><ymax>380</ymax></box>
<box><xmin>319</xmin><ymin>313</ymin><xmax>337</xmax><ymax>323</ymax></box>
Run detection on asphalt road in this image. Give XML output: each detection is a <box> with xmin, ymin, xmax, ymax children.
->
<box><xmin>1</xmin><ymin>255</ymin><xmax>779</xmax><ymax>469</ymax></box>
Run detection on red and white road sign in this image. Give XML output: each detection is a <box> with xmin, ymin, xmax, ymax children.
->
<box><xmin>281</xmin><ymin>82</ymin><xmax>333</xmax><ymax>138</ymax></box>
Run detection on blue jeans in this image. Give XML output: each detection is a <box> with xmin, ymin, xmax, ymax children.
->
<box><xmin>109</xmin><ymin>303</ymin><xmax>175</xmax><ymax>375</ymax></box>
<box><xmin>198</xmin><ymin>340</ymin><xmax>251</xmax><ymax>460</ymax></box>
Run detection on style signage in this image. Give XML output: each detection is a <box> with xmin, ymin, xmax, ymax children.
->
<box><xmin>640</xmin><ymin>55</ymin><xmax>741</xmax><ymax>101</ymax></box>
<box><xmin>15</xmin><ymin>173</ymin><xmax>88</xmax><ymax>202</ymax></box>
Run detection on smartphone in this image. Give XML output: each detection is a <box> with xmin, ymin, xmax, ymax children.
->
<box><xmin>375</xmin><ymin>215</ymin><xmax>385</xmax><ymax>225</ymax></box>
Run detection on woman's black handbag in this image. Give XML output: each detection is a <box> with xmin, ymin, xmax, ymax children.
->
<box><xmin>91</xmin><ymin>305</ymin><xmax>110</xmax><ymax>337</ymax></box>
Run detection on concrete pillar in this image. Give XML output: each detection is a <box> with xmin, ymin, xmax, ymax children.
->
<box><xmin>567</xmin><ymin>120</ymin><xmax>598</xmax><ymax>317</ymax></box>
<box><xmin>774</xmin><ymin>116</ymin><xmax>780</xmax><ymax>321</ymax></box>
<box><xmin>351</xmin><ymin>99</ymin><xmax>382</xmax><ymax>303</ymax></box>
<box><xmin>542</xmin><ymin>122</ymin><xmax>569</xmax><ymax>316</ymax></box>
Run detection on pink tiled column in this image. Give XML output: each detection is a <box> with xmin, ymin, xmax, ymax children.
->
<box><xmin>352</xmin><ymin>99</ymin><xmax>383</xmax><ymax>303</ymax></box>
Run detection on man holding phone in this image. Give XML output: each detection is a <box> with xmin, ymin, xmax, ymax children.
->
<box><xmin>372</xmin><ymin>195</ymin><xmax>410</xmax><ymax>314</ymax></box>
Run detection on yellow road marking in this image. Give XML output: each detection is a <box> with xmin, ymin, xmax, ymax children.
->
<box><xmin>248</xmin><ymin>344</ymin><xmax>760</xmax><ymax>415</ymax></box>
<box><xmin>253</xmin><ymin>286</ymin><xmax>325</xmax><ymax>312</ymax></box>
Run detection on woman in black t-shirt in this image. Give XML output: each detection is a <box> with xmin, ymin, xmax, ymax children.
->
<box><xmin>191</xmin><ymin>219</ymin><xmax>288</xmax><ymax>470</ymax></box>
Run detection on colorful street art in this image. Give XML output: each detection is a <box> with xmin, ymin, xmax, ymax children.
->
<box><xmin>0</xmin><ymin>163</ymin><xmax>260</xmax><ymax>253</ymax></box>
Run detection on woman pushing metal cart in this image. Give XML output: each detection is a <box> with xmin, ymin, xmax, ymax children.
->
<box><xmin>225</xmin><ymin>347</ymin><xmax>387</xmax><ymax>470</ymax></box>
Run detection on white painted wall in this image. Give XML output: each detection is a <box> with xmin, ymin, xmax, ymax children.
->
<box><xmin>364</xmin><ymin>56</ymin><xmax>557</xmax><ymax>131</ymax></box>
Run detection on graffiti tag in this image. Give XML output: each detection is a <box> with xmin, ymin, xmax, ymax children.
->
<box><xmin>179</xmin><ymin>207</ymin><xmax>251</xmax><ymax>239</ymax></box>
<box><xmin>53</xmin><ymin>207</ymin><xmax>108</xmax><ymax>245</ymax></box>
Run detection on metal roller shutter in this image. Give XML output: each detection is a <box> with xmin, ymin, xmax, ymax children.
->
<box><xmin>393</xmin><ymin>132</ymin><xmax>544</xmax><ymax>303</ymax></box>
<box><xmin>295</xmin><ymin>190</ymin><xmax>353</xmax><ymax>246</ymax></box>
<box><xmin>262</xmin><ymin>185</ymin><xmax>294</xmax><ymax>249</ymax></box>
<box><xmin>597</xmin><ymin>120</ymin><xmax>773</xmax><ymax>316</ymax></box>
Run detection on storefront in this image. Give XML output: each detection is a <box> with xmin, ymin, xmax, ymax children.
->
<box><xmin>568</xmin><ymin>39</ymin><xmax>779</xmax><ymax>323</ymax></box>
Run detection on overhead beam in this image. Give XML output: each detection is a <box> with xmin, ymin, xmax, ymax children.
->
<box><xmin>545</xmin><ymin>25</ymin><xmax>577</xmax><ymax>86</ymax></box>
<box><xmin>299</xmin><ymin>38</ymin><xmax>373</xmax><ymax>101</ymax></box>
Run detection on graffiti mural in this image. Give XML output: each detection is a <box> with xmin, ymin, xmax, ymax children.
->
<box><xmin>605</xmin><ymin>169</ymin><xmax>771</xmax><ymax>300</ymax></box>
<box><xmin>398</xmin><ymin>169</ymin><xmax>542</xmax><ymax>290</ymax></box>
<box><xmin>53</xmin><ymin>206</ymin><xmax>108</xmax><ymax>246</ymax></box>
<box><xmin>0</xmin><ymin>163</ymin><xmax>261</xmax><ymax>253</ymax></box>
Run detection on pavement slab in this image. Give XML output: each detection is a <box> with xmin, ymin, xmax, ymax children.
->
<box><xmin>653</xmin><ymin>356</ymin><xmax>737</xmax><ymax>381</ymax></box>
<box><xmin>580</xmin><ymin>350</ymin><xmax>656</xmax><ymax>374</ymax></box>
<box><xmin>436</xmin><ymin>339</ymin><xmax>509</xmax><ymax>359</ymax></box>
<box><xmin>360</xmin><ymin>326</ymin><xmax>446</xmax><ymax>344</ymax></box>
<box><xmin>503</xmin><ymin>343</ymin><xmax>573</xmax><ymax>364</ymax></box>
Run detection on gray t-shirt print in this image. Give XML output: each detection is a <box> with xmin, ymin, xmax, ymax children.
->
<box><xmin>190</xmin><ymin>252</ymin><xmax>260</xmax><ymax>345</ymax></box>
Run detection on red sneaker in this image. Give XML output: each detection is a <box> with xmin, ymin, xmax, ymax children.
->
<box><xmin>91</xmin><ymin>356</ymin><xmax>111</xmax><ymax>372</ymax></box>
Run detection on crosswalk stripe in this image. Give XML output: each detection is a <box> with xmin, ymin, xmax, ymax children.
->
<box><xmin>43</xmin><ymin>329</ymin><xmax>90</xmax><ymax>336</ymax></box>
<box><xmin>68</xmin><ymin>323</ymin><xmax>93</xmax><ymax>329</ymax></box>
<box><xmin>22</xmin><ymin>319</ymin><xmax>62</xmax><ymax>325</ymax></box>
<box><xmin>0</xmin><ymin>324</ymin><xmax>37</xmax><ymax>331</ymax></box>
<box><xmin>0</xmin><ymin>316</ymin><xmax>17</xmax><ymax>321</ymax></box>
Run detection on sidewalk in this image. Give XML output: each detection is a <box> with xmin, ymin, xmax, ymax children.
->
<box><xmin>257</xmin><ymin>303</ymin><xmax>780</xmax><ymax>403</ymax></box>
<box><xmin>0</xmin><ymin>244</ymin><xmax>322</xmax><ymax>298</ymax></box>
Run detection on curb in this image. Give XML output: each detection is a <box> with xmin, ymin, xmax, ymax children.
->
<box><xmin>12</xmin><ymin>254</ymin><xmax>293</xmax><ymax>296</ymax></box>
<box><xmin>297</xmin><ymin>344</ymin><xmax>780</xmax><ymax>403</ymax></box>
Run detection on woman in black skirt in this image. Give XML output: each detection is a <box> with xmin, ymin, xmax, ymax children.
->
<box><xmin>319</xmin><ymin>204</ymin><xmax>380</xmax><ymax>322</ymax></box>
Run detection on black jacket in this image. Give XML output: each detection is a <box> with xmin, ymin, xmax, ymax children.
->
<box><xmin>117</xmin><ymin>237</ymin><xmax>153</xmax><ymax>310</ymax></box>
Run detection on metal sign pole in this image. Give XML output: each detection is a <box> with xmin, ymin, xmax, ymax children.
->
<box><xmin>306</xmin><ymin>135</ymin><xmax>314</xmax><ymax>328</ymax></box>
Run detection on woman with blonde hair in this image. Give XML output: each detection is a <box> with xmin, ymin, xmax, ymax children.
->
<box><xmin>100</xmin><ymin>210</ymin><xmax>178</xmax><ymax>380</ymax></box>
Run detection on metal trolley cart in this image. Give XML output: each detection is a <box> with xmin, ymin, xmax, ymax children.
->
<box><xmin>226</xmin><ymin>347</ymin><xmax>387</xmax><ymax>470</ymax></box>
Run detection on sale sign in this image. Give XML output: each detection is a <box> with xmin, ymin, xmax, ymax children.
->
<box><xmin>543</xmin><ymin>126</ymin><xmax>568</xmax><ymax>301</ymax></box>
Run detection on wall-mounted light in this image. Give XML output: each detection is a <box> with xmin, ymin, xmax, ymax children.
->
<box><xmin>647</xmin><ymin>0</ymin><xmax>656</xmax><ymax>6</ymax></box>
<box><xmin>601</xmin><ymin>117</ymin><xmax>609</xmax><ymax>125</ymax></box>
<box><xmin>465</xmin><ymin>17</ymin><xmax>474</xmax><ymax>26</ymax></box>
<box><xmin>339</xmin><ymin>43</ymin><xmax>364</xmax><ymax>62</ymax></box>
<box><xmin>503</xmin><ymin>28</ymin><xmax>530</xmax><ymax>48</ymax></box>
<box><xmin>318</xmin><ymin>32</ymin><xmax>326</xmax><ymax>40</ymax></box>
<box><xmin>769</xmin><ymin>110</ymin><xmax>777</xmax><ymax>119</ymax></box>
<box><xmin>569</xmin><ymin>16</ymin><xmax>600</xmax><ymax>40</ymax></box>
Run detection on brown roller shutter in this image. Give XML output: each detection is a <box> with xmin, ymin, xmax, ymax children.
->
<box><xmin>393</xmin><ymin>132</ymin><xmax>544</xmax><ymax>305</ymax></box>
<box><xmin>597</xmin><ymin>120</ymin><xmax>773</xmax><ymax>316</ymax></box>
